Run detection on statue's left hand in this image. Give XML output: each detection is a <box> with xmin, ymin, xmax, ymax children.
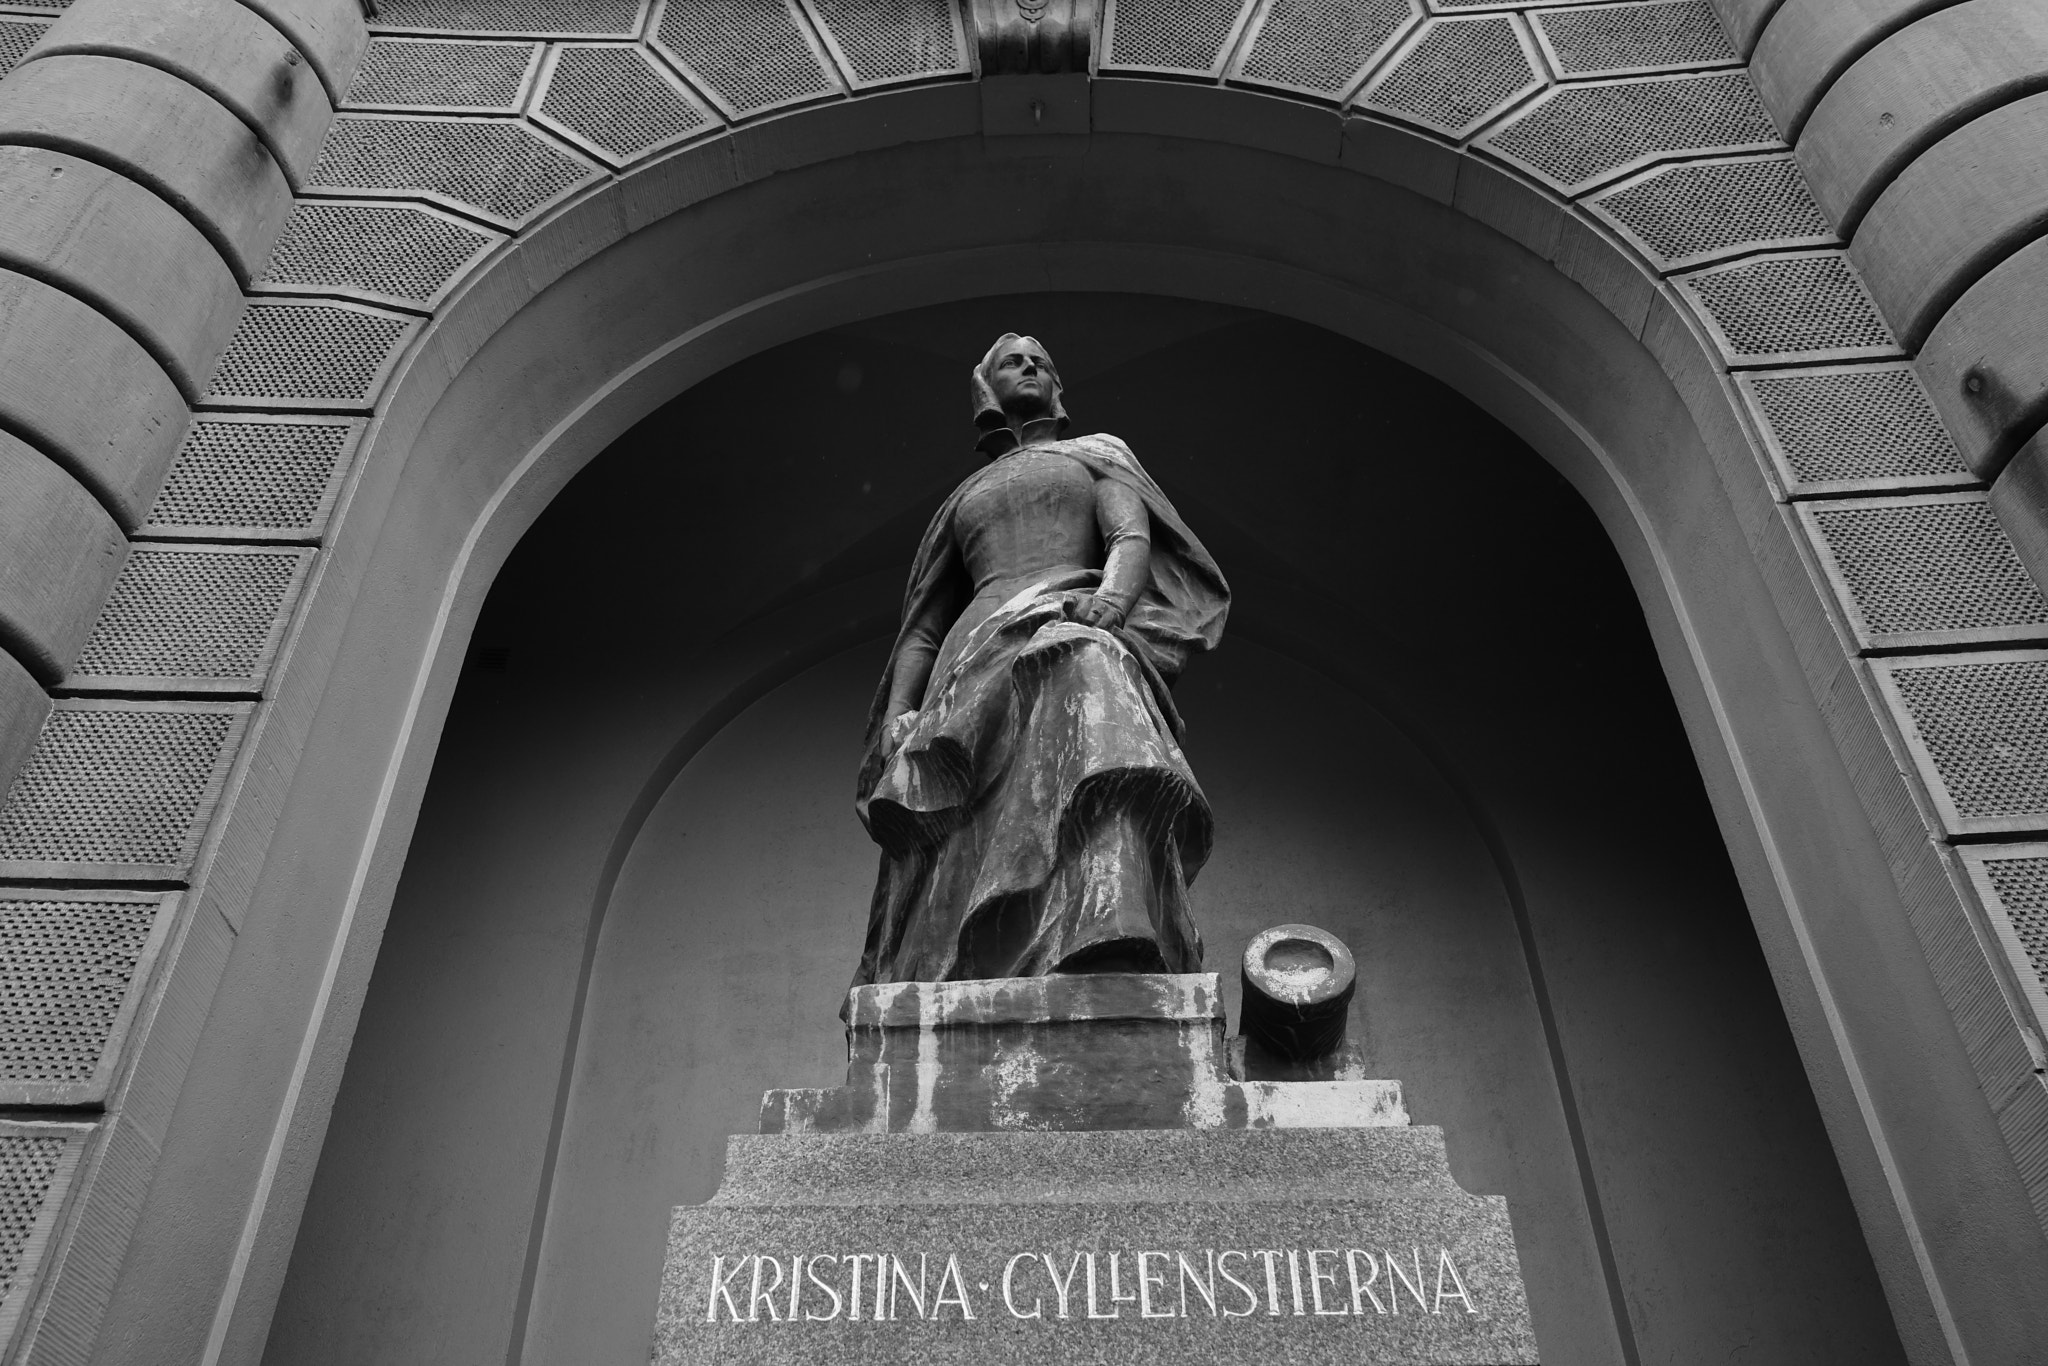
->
<box><xmin>878</xmin><ymin>708</ymin><xmax>920</xmax><ymax>760</ymax></box>
<box><xmin>1067</xmin><ymin>593</ymin><xmax>1125</xmax><ymax>630</ymax></box>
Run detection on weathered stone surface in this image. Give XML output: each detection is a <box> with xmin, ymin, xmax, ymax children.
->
<box><xmin>763</xmin><ymin>974</ymin><xmax>1408</xmax><ymax>1135</ymax></box>
<box><xmin>0</xmin><ymin>430</ymin><xmax>127</xmax><ymax>682</ymax></box>
<box><xmin>0</xmin><ymin>145</ymin><xmax>245</xmax><ymax>400</ymax></box>
<box><xmin>655</xmin><ymin>1127</ymin><xmax>1539</xmax><ymax>1364</ymax></box>
<box><xmin>0</xmin><ymin>268</ymin><xmax>189</xmax><ymax>527</ymax></box>
<box><xmin>0</xmin><ymin>54</ymin><xmax>293</xmax><ymax>283</ymax></box>
<box><xmin>1240</xmin><ymin>923</ymin><xmax>1356</xmax><ymax>1061</ymax></box>
<box><xmin>29</xmin><ymin>0</ymin><xmax>336</xmax><ymax>185</ymax></box>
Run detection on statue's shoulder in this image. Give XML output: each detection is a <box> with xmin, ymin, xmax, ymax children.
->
<box><xmin>1062</xmin><ymin>432</ymin><xmax>1140</xmax><ymax>471</ymax></box>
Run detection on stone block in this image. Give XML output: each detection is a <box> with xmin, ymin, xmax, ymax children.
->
<box><xmin>762</xmin><ymin>975</ymin><xmax>1408</xmax><ymax>1135</ymax></box>
<box><xmin>65</xmin><ymin>544</ymin><xmax>312</xmax><ymax>696</ymax></box>
<box><xmin>1338</xmin><ymin>116</ymin><xmax>1458</xmax><ymax>206</ymax></box>
<box><xmin>237</xmin><ymin>0</ymin><xmax>368</xmax><ymax>106</ymax></box>
<box><xmin>1852</xmin><ymin>90</ymin><xmax>2048</xmax><ymax>349</ymax></box>
<box><xmin>655</xmin><ymin>1127</ymin><xmax>1539</xmax><ymax>1364</ymax></box>
<box><xmin>650</xmin><ymin>0</ymin><xmax>843</xmax><ymax>121</ymax></box>
<box><xmin>1091</xmin><ymin>78</ymin><xmax>1341</xmax><ymax>164</ymax></box>
<box><xmin>1098</xmin><ymin>0</ymin><xmax>1255</xmax><ymax>79</ymax></box>
<box><xmin>0</xmin><ymin>699</ymin><xmax>250</xmax><ymax>883</ymax></box>
<box><xmin>1751</xmin><ymin>0</ymin><xmax>1953</xmax><ymax>137</ymax></box>
<box><xmin>0</xmin><ymin>269</ymin><xmax>189</xmax><ymax>528</ymax></box>
<box><xmin>1355</xmin><ymin>15</ymin><xmax>1543</xmax><ymax>144</ymax></box>
<box><xmin>1704</xmin><ymin>0</ymin><xmax>1783</xmax><ymax>56</ymax></box>
<box><xmin>0</xmin><ymin>431</ymin><xmax>128</xmax><ymax>683</ymax></box>
<box><xmin>1796</xmin><ymin>0</ymin><xmax>2048</xmax><ymax>234</ymax></box>
<box><xmin>0</xmin><ymin>54</ymin><xmax>293</xmax><ymax>283</ymax></box>
<box><xmin>1990</xmin><ymin>425</ymin><xmax>2048</xmax><ymax>599</ymax></box>
<box><xmin>29</xmin><ymin>0</ymin><xmax>335</xmax><ymax>186</ymax></box>
<box><xmin>0</xmin><ymin>145</ymin><xmax>244</xmax><ymax>401</ymax></box>
<box><xmin>1228</xmin><ymin>0</ymin><xmax>1416</xmax><ymax>101</ymax></box>
<box><xmin>1919</xmin><ymin>234</ymin><xmax>2048</xmax><ymax>478</ymax></box>
<box><xmin>0</xmin><ymin>649</ymin><xmax>49</xmax><ymax>804</ymax></box>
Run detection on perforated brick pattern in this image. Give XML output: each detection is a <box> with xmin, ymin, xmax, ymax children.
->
<box><xmin>1677</xmin><ymin>253</ymin><xmax>1896</xmax><ymax>364</ymax></box>
<box><xmin>1979</xmin><ymin>856</ymin><xmax>2048</xmax><ymax>990</ymax></box>
<box><xmin>1481</xmin><ymin>71</ymin><xmax>1778</xmax><ymax>194</ymax></box>
<box><xmin>0</xmin><ymin>1136</ymin><xmax>63</xmax><ymax>1302</ymax></box>
<box><xmin>146</xmin><ymin>420</ymin><xmax>356</xmax><ymax>539</ymax></box>
<box><xmin>72</xmin><ymin>549</ymin><xmax>306</xmax><ymax>687</ymax></box>
<box><xmin>1806</xmin><ymin>499</ymin><xmax>2048</xmax><ymax>645</ymax></box>
<box><xmin>1103</xmin><ymin>0</ymin><xmax>1249</xmax><ymax>76</ymax></box>
<box><xmin>1237</xmin><ymin>0</ymin><xmax>1415</xmax><ymax>99</ymax></box>
<box><xmin>1887</xmin><ymin>657</ymin><xmax>2048</xmax><ymax>828</ymax></box>
<box><xmin>808</xmin><ymin>0</ymin><xmax>965</xmax><ymax>88</ymax></box>
<box><xmin>207</xmin><ymin>303</ymin><xmax>412</xmax><ymax>407</ymax></box>
<box><xmin>312</xmin><ymin>115</ymin><xmax>600</xmax><ymax>226</ymax></box>
<box><xmin>538</xmin><ymin>44</ymin><xmax>711</xmax><ymax>162</ymax></box>
<box><xmin>1535</xmin><ymin>0</ymin><xmax>1733</xmax><ymax>77</ymax></box>
<box><xmin>260</xmin><ymin>202</ymin><xmax>498</xmax><ymax>307</ymax></box>
<box><xmin>372</xmin><ymin>0</ymin><xmax>643</xmax><ymax>36</ymax></box>
<box><xmin>0</xmin><ymin>898</ymin><xmax>158</xmax><ymax>1085</ymax></box>
<box><xmin>0</xmin><ymin>705</ymin><xmax>240</xmax><ymax>871</ymax></box>
<box><xmin>0</xmin><ymin>18</ymin><xmax>49</xmax><ymax>78</ymax></box>
<box><xmin>1741</xmin><ymin>366</ymin><xmax>1970</xmax><ymax>491</ymax></box>
<box><xmin>1358</xmin><ymin>15</ymin><xmax>1536</xmax><ymax>137</ymax></box>
<box><xmin>346</xmin><ymin>38</ymin><xmax>537</xmax><ymax>109</ymax></box>
<box><xmin>653</xmin><ymin>0</ymin><xmax>835</xmax><ymax>116</ymax></box>
<box><xmin>1587</xmin><ymin>156</ymin><xmax>1832</xmax><ymax>270</ymax></box>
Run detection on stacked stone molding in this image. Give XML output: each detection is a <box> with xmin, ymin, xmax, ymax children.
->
<box><xmin>0</xmin><ymin>0</ymin><xmax>2039</xmax><ymax>1360</ymax></box>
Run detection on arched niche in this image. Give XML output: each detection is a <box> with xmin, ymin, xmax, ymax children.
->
<box><xmin>119</xmin><ymin>116</ymin><xmax>2042</xmax><ymax>1366</ymax></box>
<box><xmin>261</xmin><ymin>302</ymin><xmax>1906</xmax><ymax>1366</ymax></box>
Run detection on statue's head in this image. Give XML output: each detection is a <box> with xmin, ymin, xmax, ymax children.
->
<box><xmin>971</xmin><ymin>333</ymin><xmax>1069</xmax><ymax>437</ymax></box>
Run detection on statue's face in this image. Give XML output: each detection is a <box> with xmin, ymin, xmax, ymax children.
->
<box><xmin>988</xmin><ymin>340</ymin><xmax>1059</xmax><ymax>419</ymax></box>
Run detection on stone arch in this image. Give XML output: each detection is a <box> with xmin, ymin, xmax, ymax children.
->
<box><xmin>0</xmin><ymin>2</ymin><xmax>2044</xmax><ymax>1363</ymax></box>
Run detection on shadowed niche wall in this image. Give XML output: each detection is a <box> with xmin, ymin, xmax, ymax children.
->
<box><xmin>266</xmin><ymin>299</ymin><xmax>1903</xmax><ymax>1366</ymax></box>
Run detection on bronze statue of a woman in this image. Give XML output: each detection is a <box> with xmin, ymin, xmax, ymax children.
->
<box><xmin>853</xmin><ymin>334</ymin><xmax>1230</xmax><ymax>985</ymax></box>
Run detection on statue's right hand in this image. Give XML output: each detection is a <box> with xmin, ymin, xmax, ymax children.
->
<box><xmin>879</xmin><ymin>708</ymin><xmax>919</xmax><ymax>760</ymax></box>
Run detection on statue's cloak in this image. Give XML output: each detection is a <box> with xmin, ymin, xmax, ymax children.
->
<box><xmin>860</xmin><ymin>433</ymin><xmax>1230</xmax><ymax>755</ymax></box>
<box><xmin>851</xmin><ymin>434</ymin><xmax>1229</xmax><ymax>987</ymax></box>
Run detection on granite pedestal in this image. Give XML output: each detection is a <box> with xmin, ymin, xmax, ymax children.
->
<box><xmin>654</xmin><ymin>974</ymin><xmax>1539</xmax><ymax>1363</ymax></box>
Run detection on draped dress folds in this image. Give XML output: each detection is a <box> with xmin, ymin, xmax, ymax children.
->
<box><xmin>854</xmin><ymin>434</ymin><xmax>1230</xmax><ymax>986</ymax></box>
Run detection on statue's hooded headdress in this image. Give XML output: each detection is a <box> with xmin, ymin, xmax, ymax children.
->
<box><xmin>970</xmin><ymin>332</ymin><xmax>1068</xmax><ymax>453</ymax></box>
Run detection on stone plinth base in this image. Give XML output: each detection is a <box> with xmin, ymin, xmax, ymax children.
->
<box><xmin>761</xmin><ymin>973</ymin><xmax>1408</xmax><ymax>1133</ymax></box>
<box><xmin>657</xmin><ymin>974</ymin><xmax>1537</xmax><ymax>1362</ymax></box>
<box><xmin>654</xmin><ymin>1127</ymin><xmax>1539</xmax><ymax>1364</ymax></box>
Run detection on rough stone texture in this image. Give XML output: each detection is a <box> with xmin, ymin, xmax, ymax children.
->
<box><xmin>0</xmin><ymin>144</ymin><xmax>245</xmax><ymax>401</ymax></box>
<box><xmin>655</xmin><ymin>1127</ymin><xmax>1538</xmax><ymax>1364</ymax></box>
<box><xmin>237</xmin><ymin>0</ymin><xmax>368</xmax><ymax>105</ymax></box>
<box><xmin>1919</xmin><ymin>233</ymin><xmax>2048</xmax><ymax>478</ymax></box>
<box><xmin>1795</xmin><ymin>0</ymin><xmax>2048</xmax><ymax>234</ymax></box>
<box><xmin>0</xmin><ymin>649</ymin><xmax>50</xmax><ymax>806</ymax></box>
<box><xmin>764</xmin><ymin>974</ymin><xmax>1408</xmax><ymax>1135</ymax></box>
<box><xmin>1852</xmin><ymin>90</ymin><xmax>2048</xmax><ymax>349</ymax></box>
<box><xmin>29</xmin><ymin>0</ymin><xmax>337</xmax><ymax>186</ymax></box>
<box><xmin>0</xmin><ymin>431</ymin><xmax>128</xmax><ymax>683</ymax></box>
<box><xmin>0</xmin><ymin>269</ymin><xmax>189</xmax><ymax>528</ymax></box>
<box><xmin>1992</xmin><ymin>428</ymin><xmax>2048</xmax><ymax>601</ymax></box>
<box><xmin>1751</xmin><ymin>0</ymin><xmax>1958</xmax><ymax>136</ymax></box>
<box><xmin>0</xmin><ymin>53</ymin><xmax>294</xmax><ymax>283</ymax></box>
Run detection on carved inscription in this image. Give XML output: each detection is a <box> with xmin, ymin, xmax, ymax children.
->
<box><xmin>704</xmin><ymin>1245</ymin><xmax>1479</xmax><ymax>1326</ymax></box>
